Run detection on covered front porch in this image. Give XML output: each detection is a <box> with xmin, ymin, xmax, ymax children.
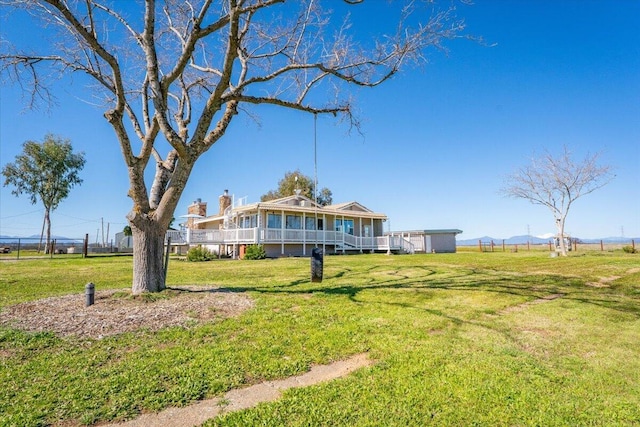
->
<box><xmin>166</xmin><ymin>228</ymin><xmax>414</xmax><ymax>256</ymax></box>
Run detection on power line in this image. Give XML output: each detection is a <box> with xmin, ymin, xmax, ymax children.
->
<box><xmin>0</xmin><ymin>209</ymin><xmax>43</xmax><ymax>219</ymax></box>
<box><xmin>54</xmin><ymin>212</ymin><xmax>101</xmax><ymax>222</ymax></box>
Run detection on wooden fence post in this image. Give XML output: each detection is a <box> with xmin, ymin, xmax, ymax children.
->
<box><xmin>83</xmin><ymin>234</ymin><xmax>89</xmax><ymax>258</ymax></box>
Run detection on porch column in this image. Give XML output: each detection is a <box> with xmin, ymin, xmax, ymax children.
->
<box><xmin>342</xmin><ymin>214</ymin><xmax>346</xmax><ymax>254</ymax></box>
<box><xmin>371</xmin><ymin>218</ymin><xmax>374</xmax><ymax>253</ymax></box>
<box><xmin>257</xmin><ymin>208</ymin><xmax>263</xmax><ymax>244</ymax></box>
<box><xmin>323</xmin><ymin>213</ymin><xmax>326</xmax><ymax>254</ymax></box>
<box><xmin>359</xmin><ymin>217</ymin><xmax>363</xmax><ymax>253</ymax></box>
<box><xmin>281</xmin><ymin>210</ymin><xmax>285</xmax><ymax>255</ymax></box>
<box><xmin>302</xmin><ymin>211</ymin><xmax>306</xmax><ymax>256</ymax></box>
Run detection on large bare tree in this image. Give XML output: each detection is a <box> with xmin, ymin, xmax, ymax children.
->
<box><xmin>1</xmin><ymin>0</ymin><xmax>467</xmax><ymax>293</ymax></box>
<box><xmin>502</xmin><ymin>146</ymin><xmax>614</xmax><ymax>256</ymax></box>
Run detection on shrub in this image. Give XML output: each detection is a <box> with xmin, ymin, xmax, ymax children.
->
<box><xmin>244</xmin><ymin>244</ymin><xmax>266</xmax><ymax>260</ymax></box>
<box><xmin>622</xmin><ymin>245</ymin><xmax>637</xmax><ymax>254</ymax></box>
<box><xmin>186</xmin><ymin>245</ymin><xmax>215</xmax><ymax>261</ymax></box>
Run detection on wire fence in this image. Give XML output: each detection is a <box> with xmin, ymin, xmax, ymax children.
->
<box><xmin>0</xmin><ymin>236</ymin><xmax>122</xmax><ymax>260</ymax></box>
<box><xmin>462</xmin><ymin>239</ymin><xmax>637</xmax><ymax>253</ymax></box>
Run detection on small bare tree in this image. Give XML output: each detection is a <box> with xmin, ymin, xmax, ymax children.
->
<box><xmin>1</xmin><ymin>0</ymin><xmax>468</xmax><ymax>293</ymax></box>
<box><xmin>501</xmin><ymin>146</ymin><xmax>614</xmax><ymax>256</ymax></box>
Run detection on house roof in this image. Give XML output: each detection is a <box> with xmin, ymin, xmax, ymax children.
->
<box><xmin>259</xmin><ymin>194</ymin><xmax>321</xmax><ymax>209</ymax></box>
<box><xmin>386</xmin><ymin>229</ymin><xmax>464</xmax><ymax>235</ymax></box>
<box><xmin>326</xmin><ymin>201</ymin><xmax>373</xmax><ymax>213</ymax></box>
<box><xmin>194</xmin><ymin>194</ymin><xmax>387</xmax><ymax>225</ymax></box>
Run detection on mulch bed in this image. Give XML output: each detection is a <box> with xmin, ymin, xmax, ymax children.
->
<box><xmin>0</xmin><ymin>287</ymin><xmax>254</xmax><ymax>339</ymax></box>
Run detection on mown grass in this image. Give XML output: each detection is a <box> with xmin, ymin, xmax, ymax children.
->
<box><xmin>0</xmin><ymin>251</ymin><xmax>639</xmax><ymax>426</ymax></box>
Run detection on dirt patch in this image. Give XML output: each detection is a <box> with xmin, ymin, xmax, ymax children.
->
<box><xmin>586</xmin><ymin>276</ymin><xmax>621</xmax><ymax>288</ymax></box>
<box><xmin>498</xmin><ymin>293</ymin><xmax>565</xmax><ymax>315</ymax></box>
<box><xmin>106</xmin><ymin>353</ymin><xmax>373</xmax><ymax>427</ymax></box>
<box><xmin>0</xmin><ymin>287</ymin><xmax>254</xmax><ymax>339</ymax></box>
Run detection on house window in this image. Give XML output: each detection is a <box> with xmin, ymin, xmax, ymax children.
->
<box><xmin>286</xmin><ymin>215</ymin><xmax>302</xmax><ymax>229</ymax></box>
<box><xmin>267</xmin><ymin>213</ymin><xmax>282</xmax><ymax>229</ymax></box>
<box><xmin>335</xmin><ymin>219</ymin><xmax>354</xmax><ymax>235</ymax></box>
<box><xmin>241</xmin><ymin>214</ymin><xmax>257</xmax><ymax>228</ymax></box>
<box><xmin>305</xmin><ymin>217</ymin><xmax>315</xmax><ymax>230</ymax></box>
<box><xmin>345</xmin><ymin>219</ymin><xmax>354</xmax><ymax>235</ymax></box>
<box><xmin>304</xmin><ymin>217</ymin><xmax>324</xmax><ymax>230</ymax></box>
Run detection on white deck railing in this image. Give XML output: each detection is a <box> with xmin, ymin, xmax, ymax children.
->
<box><xmin>166</xmin><ymin>228</ymin><xmax>413</xmax><ymax>253</ymax></box>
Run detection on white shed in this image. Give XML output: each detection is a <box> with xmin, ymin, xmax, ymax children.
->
<box><xmin>386</xmin><ymin>229</ymin><xmax>463</xmax><ymax>253</ymax></box>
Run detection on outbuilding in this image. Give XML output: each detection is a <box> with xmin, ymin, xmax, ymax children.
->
<box><xmin>385</xmin><ymin>229</ymin><xmax>463</xmax><ymax>253</ymax></box>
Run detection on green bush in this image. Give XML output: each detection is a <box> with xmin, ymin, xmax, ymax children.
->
<box><xmin>622</xmin><ymin>245</ymin><xmax>637</xmax><ymax>254</ymax></box>
<box><xmin>244</xmin><ymin>244</ymin><xmax>266</xmax><ymax>260</ymax></box>
<box><xmin>186</xmin><ymin>245</ymin><xmax>215</xmax><ymax>261</ymax></box>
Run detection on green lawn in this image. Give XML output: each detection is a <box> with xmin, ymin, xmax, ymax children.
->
<box><xmin>1</xmin><ymin>251</ymin><xmax>639</xmax><ymax>426</ymax></box>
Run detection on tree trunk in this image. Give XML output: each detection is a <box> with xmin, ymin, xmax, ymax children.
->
<box><xmin>131</xmin><ymin>219</ymin><xmax>167</xmax><ymax>294</ymax></box>
<box><xmin>556</xmin><ymin>218</ymin><xmax>567</xmax><ymax>256</ymax></box>
<box><xmin>38</xmin><ymin>210</ymin><xmax>46</xmax><ymax>253</ymax></box>
<box><xmin>126</xmin><ymin>151</ymin><xmax>193</xmax><ymax>294</ymax></box>
<box><xmin>44</xmin><ymin>208</ymin><xmax>51</xmax><ymax>254</ymax></box>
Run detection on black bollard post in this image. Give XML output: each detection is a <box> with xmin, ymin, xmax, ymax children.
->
<box><xmin>85</xmin><ymin>282</ymin><xmax>95</xmax><ymax>307</ymax></box>
<box><xmin>311</xmin><ymin>248</ymin><xmax>323</xmax><ymax>283</ymax></box>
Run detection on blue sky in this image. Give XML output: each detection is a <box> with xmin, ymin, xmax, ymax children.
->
<box><xmin>1</xmin><ymin>1</ymin><xmax>639</xmax><ymax>242</ymax></box>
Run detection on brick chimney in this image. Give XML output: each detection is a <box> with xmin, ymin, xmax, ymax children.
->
<box><xmin>187</xmin><ymin>198</ymin><xmax>207</xmax><ymax>229</ymax></box>
<box><xmin>219</xmin><ymin>189</ymin><xmax>232</xmax><ymax>216</ymax></box>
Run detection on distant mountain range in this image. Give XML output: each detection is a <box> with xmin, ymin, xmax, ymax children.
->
<box><xmin>457</xmin><ymin>235</ymin><xmax>638</xmax><ymax>246</ymax></box>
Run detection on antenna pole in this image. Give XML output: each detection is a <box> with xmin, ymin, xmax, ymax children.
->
<box><xmin>314</xmin><ymin>113</ymin><xmax>318</xmax><ymax>206</ymax></box>
<box><xmin>310</xmin><ymin>113</ymin><xmax>323</xmax><ymax>283</ymax></box>
<box><xmin>314</xmin><ymin>113</ymin><xmax>318</xmax><ymax>248</ymax></box>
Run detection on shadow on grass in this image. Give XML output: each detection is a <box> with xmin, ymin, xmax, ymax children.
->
<box><xmin>212</xmin><ymin>263</ymin><xmax>640</xmax><ymax>319</ymax></box>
